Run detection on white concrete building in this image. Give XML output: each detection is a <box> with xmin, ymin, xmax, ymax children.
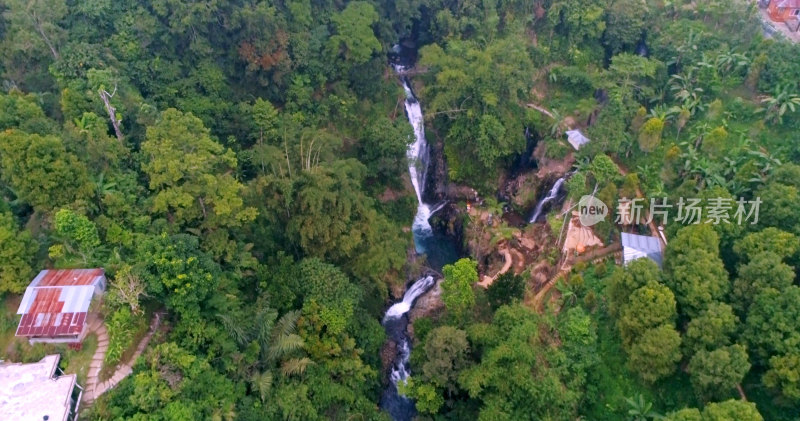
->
<box><xmin>0</xmin><ymin>354</ymin><xmax>83</xmax><ymax>421</ymax></box>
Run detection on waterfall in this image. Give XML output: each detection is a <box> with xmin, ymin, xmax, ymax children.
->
<box><xmin>380</xmin><ymin>276</ymin><xmax>436</xmax><ymax>420</ymax></box>
<box><xmin>380</xmin><ymin>59</ymin><xmax>449</xmax><ymax>421</ymax></box>
<box><xmin>399</xmin><ymin>75</ymin><xmax>447</xmax><ymax>253</ymax></box>
<box><xmin>383</xmin><ymin>276</ymin><xmax>437</xmax><ymax>389</ymax></box>
<box><xmin>384</xmin><ymin>275</ymin><xmax>436</xmax><ymax>321</ymax></box>
<box><xmin>529</xmin><ymin>177</ymin><xmax>566</xmax><ymax>223</ymax></box>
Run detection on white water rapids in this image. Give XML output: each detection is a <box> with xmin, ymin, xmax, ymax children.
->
<box><xmin>402</xmin><ymin>78</ymin><xmax>442</xmax><ymax>248</ymax></box>
<box><xmin>529</xmin><ymin>176</ymin><xmax>566</xmax><ymax>223</ymax></box>
<box><xmin>380</xmin><ymin>68</ymin><xmax>443</xmax><ymax>421</ymax></box>
<box><xmin>384</xmin><ymin>275</ymin><xmax>436</xmax><ymax>321</ymax></box>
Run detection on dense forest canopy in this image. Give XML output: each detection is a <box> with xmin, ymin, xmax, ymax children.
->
<box><xmin>0</xmin><ymin>0</ymin><xmax>799</xmax><ymax>420</ymax></box>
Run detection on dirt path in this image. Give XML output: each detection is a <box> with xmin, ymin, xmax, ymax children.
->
<box><xmin>479</xmin><ymin>247</ymin><xmax>513</xmax><ymax>288</ymax></box>
<box><xmin>614</xmin><ymin>160</ymin><xmax>665</xmax><ymax>245</ymax></box>
<box><xmin>82</xmin><ymin>313</ymin><xmax>163</xmax><ymax>404</ymax></box>
<box><xmin>528</xmin><ymin>243</ymin><xmax>622</xmax><ymax>311</ymax></box>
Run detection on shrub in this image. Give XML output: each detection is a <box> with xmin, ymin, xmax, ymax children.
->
<box><xmin>104</xmin><ymin>307</ymin><xmax>139</xmax><ymax>367</ymax></box>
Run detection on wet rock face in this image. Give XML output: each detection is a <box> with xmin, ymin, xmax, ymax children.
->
<box><xmin>408</xmin><ymin>278</ymin><xmax>444</xmax><ymax>324</ymax></box>
<box><xmin>381</xmin><ymin>339</ymin><xmax>399</xmax><ymax>384</ymax></box>
<box><xmin>424</xmin><ymin>131</ymin><xmax>449</xmax><ymax>204</ymax></box>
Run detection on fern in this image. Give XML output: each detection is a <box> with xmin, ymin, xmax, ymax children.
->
<box><xmin>281</xmin><ymin>357</ymin><xmax>313</xmax><ymax>376</ymax></box>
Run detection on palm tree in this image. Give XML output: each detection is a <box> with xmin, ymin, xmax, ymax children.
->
<box><xmin>555</xmin><ymin>279</ymin><xmax>578</xmax><ymax>307</ymax></box>
<box><xmin>220</xmin><ymin>307</ymin><xmax>312</xmax><ymax>376</ymax></box>
<box><xmin>669</xmin><ymin>68</ymin><xmax>705</xmax><ymax>114</ymax></box>
<box><xmin>669</xmin><ymin>30</ymin><xmax>703</xmax><ymax>68</ymax></box>
<box><xmin>625</xmin><ymin>394</ymin><xmax>663</xmax><ymax>421</ymax></box>
<box><xmin>760</xmin><ymin>84</ymin><xmax>800</xmax><ymax>124</ymax></box>
<box><xmin>73</xmin><ymin>114</ymin><xmax>95</xmax><ymax>134</ymax></box>
<box><xmin>647</xmin><ymin>104</ymin><xmax>677</xmax><ymax>124</ymax></box>
<box><xmin>715</xmin><ymin>50</ymin><xmax>749</xmax><ymax>76</ymax></box>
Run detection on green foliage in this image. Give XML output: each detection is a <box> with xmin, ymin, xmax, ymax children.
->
<box><xmin>638</xmin><ymin>117</ymin><xmax>664</xmax><ymax>153</ymax></box>
<box><xmin>51</xmin><ymin>208</ymin><xmax>101</xmax><ymax>264</ymax></box>
<box><xmin>134</xmin><ymin>233</ymin><xmax>220</xmax><ymax>326</ymax></box>
<box><xmin>702</xmin><ymin>399</ymin><xmax>764</xmax><ymax>421</ymax></box>
<box><xmin>606</xmin><ymin>259</ymin><xmax>662</xmax><ymax>317</ymax></box>
<box><xmin>665</xmin><ymin>225</ymin><xmax>729</xmax><ymax>319</ymax></box>
<box><xmin>359</xmin><ymin>116</ymin><xmax>412</xmax><ymax>184</ymax></box>
<box><xmin>566</xmin><ymin>171</ymin><xmax>588</xmax><ymax>201</ymax></box>
<box><xmin>297</xmin><ymin>258</ymin><xmax>360</xmax><ymax>336</ymax></box>
<box><xmin>0</xmin><ymin>212</ymin><xmax>37</xmax><ymax>295</ymax></box>
<box><xmin>142</xmin><ymin>108</ymin><xmax>257</xmax><ymax>231</ymax></box>
<box><xmin>419</xmin><ymin>33</ymin><xmax>533</xmax><ymax>189</ymax></box>
<box><xmin>398</xmin><ymin>377</ymin><xmax>444</xmax><ymax>415</ymax></box>
<box><xmin>688</xmin><ymin>344</ymin><xmax>750</xmax><ymax>400</ymax></box>
<box><xmin>627</xmin><ymin>324</ymin><xmax>682</xmax><ymax>384</ymax></box>
<box><xmin>684</xmin><ymin>303</ymin><xmax>738</xmax><ymax>354</ymax></box>
<box><xmin>665</xmin><ymin>407</ymin><xmax>703</xmax><ymax>421</ymax></box>
<box><xmin>0</xmin><ymin>90</ymin><xmax>56</xmax><ymax>134</ymax></box>
<box><xmin>763</xmin><ymin>353</ymin><xmax>800</xmax><ymax>404</ymax></box>
<box><xmin>731</xmin><ymin>252</ymin><xmax>794</xmax><ymax>316</ymax></box>
<box><xmin>733</xmin><ymin>228</ymin><xmax>799</xmax><ymax>263</ymax></box>
<box><xmin>441</xmin><ymin>258</ymin><xmax>478</xmax><ymax>321</ymax></box>
<box><xmin>459</xmin><ymin>305</ymin><xmax>591</xmax><ymax>420</ymax></box>
<box><xmin>618</xmin><ymin>281</ymin><xmax>677</xmax><ymax>346</ymax></box>
<box><xmin>0</xmin><ymin>131</ymin><xmax>93</xmax><ymax>212</ymax></box>
<box><xmin>413</xmin><ymin>317</ymin><xmax>434</xmax><ymax>344</ymax></box>
<box><xmin>0</xmin><ymin>0</ymin><xmax>796</xmax><ymax>418</ymax></box>
<box><xmin>104</xmin><ymin>306</ymin><xmax>139</xmax><ymax>366</ymax></box>
<box><xmin>420</xmin><ymin>326</ymin><xmax>469</xmax><ymax>393</ymax></box>
<box><xmin>328</xmin><ymin>2</ymin><xmax>381</xmax><ymax>65</ymax></box>
<box><xmin>486</xmin><ymin>272</ymin><xmax>525</xmax><ymax>310</ymax></box>
<box><xmin>588</xmin><ymin>153</ymin><xmax>620</xmax><ymax>187</ymax></box>
<box><xmin>603</xmin><ymin>0</ymin><xmax>647</xmax><ymax>54</ymax></box>
<box><xmin>744</xmin><ymin>286</ymin><xmax>800</xmax><ymax>364</ymax></box>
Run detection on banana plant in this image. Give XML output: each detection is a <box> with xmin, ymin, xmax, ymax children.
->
<box><xmin>759</xmin><ymin>84</ymin><xmax>800</xmax><ymax>124</ymax></box>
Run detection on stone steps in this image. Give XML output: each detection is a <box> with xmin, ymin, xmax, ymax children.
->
<box><xmin>81</xmin><ymin>312</ymin><xmax>163</xmax><ymax>405</ymax></box>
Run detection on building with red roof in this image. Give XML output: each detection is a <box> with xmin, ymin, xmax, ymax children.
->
<box><xmin>767</xmin><ymin>0</ymin><xmax>800</xmax><ymax>22</ymax></box>
<box><xmin>15</xmin><ymin>269</ymin><xmax>106</xmax><ymax>344</ymax></box>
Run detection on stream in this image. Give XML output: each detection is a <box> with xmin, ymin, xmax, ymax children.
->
<box><xmin>380</xmin><ymin>51</ymin><xmax>456</xmax><ymax>420</ymax></box>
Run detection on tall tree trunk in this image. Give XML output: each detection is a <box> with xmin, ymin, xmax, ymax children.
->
<box><xmin>31</xmin><ymin>11</ymin><xmax>59</xmax><ymax>60</ymax></box>
<box><xmin>99</xmin><ymin>87</ymin><xmax>124</xmax><ymax>143</ymax></box>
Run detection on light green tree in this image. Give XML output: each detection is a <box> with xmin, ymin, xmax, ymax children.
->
<box><xmin>628</xmin><ymin>324</ymin><xmax>682</xmax><ymax>384</ymax></box>
<box><xmin>441</xmin><ymin>258</ymin><xmax>478</xmax><ymax>321</ymax></box>
<box><xmin>0</xmin><ymin>212</ymin><xmax>37</xmax><ymax>295</ymax></box>
<box><xmin>619</xmin><ymin>281</ymin><xmax>677</xmax><ymax>346</ymax></box>
<box><xmin>702</xmin><ymin>399</ymin><xmax>763</xmax><ymax>421</ymax></box>
<box><xmin>0</xmin><ymin>131</ymin><xmax>93</xmax><ymax>212</ymax></box>
<box><xmin>638</xmin><ymin>117</ymin><xmax>664</xmax><ymax>152</ymax></box>
<box><xmin>688</xmin><ymin>344</ymin><xmax>751</xmax><ymax>400</ymax></box>
<box><xmin>328</xmin><ymin>1</ymin><xmax>380</xmax><ymax>65</ymax></box>
<box><xmin>142</xmin><ymin>109</ymin><xmax>257</xmax><ymax>231</ymax></box>
<box><xmin>763</xmin><ymin>353</ymin><xmax>800</xmax><ymax>404</ymax></box>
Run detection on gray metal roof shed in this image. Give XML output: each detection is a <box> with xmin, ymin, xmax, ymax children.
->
<box><xmin>621</xmin><ymin>233</ymin><xmax>663</xmax><ymax>268</ymax></box>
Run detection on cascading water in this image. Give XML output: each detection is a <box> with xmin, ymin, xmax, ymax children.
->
<box><xmin>529</xmin><ymin>177</ymin><xmax>566</xmax><ymax>223</ymax></box>
<box><xmin>381</xmin><ymin>275</ymin><xmax>436</xmax><ymax>420</ymax></box>
<box><xmin>401</xmin><ymin>76</ymin><xmax>442</xmax><ymax>252</ymax></box>
<box><xmin>380</xmin><ymin>53</ymin><xmax>455</xmax><ymax>421</ymax></box>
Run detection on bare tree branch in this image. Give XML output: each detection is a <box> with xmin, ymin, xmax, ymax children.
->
<box><xmin>112</xmin><ymin>271</ymin><xmax>148</xmax><ymax>315</ymax></box>
<box><xmin>30</xmin><ymin>10</ymin><xmax>59</xmax><ymax>60</ymax></box>
<box><xmin>525</xmin><ymin>102</ymin><xmax>555</xmax><ymax>119</ymax></box>
<box><xmin>99</xmin><ymin>85</ymin><xmax>124</xmax><ymax>143</ymax></box>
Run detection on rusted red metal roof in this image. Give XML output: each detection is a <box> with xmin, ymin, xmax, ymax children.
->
<box><xmin>34</xmin><ymin>268</ymin><xmax>105</xmax><ymax>287</ymax></box>
<box><xmin>16</xmin><ymin>269</ymin><xmax>105</xmax><ymax>338</ymax></box>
